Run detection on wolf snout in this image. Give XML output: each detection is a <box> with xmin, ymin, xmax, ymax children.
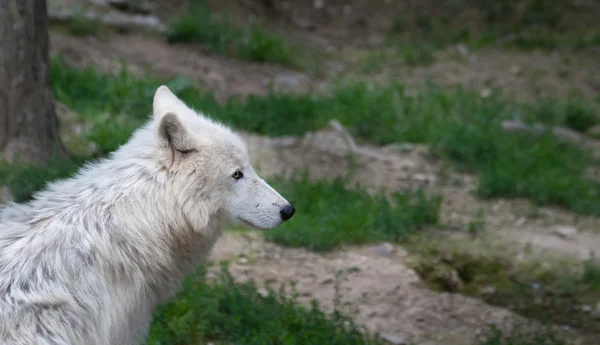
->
<box><xmin>280</xmin><ymin>204</ymin><xmax>295</xmax><ymax>221</ymax></box>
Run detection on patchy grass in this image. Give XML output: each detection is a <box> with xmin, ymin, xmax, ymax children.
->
<box><xmin>49</xmin><ymin>59</ymin><xmax>600</xmax><ymax>216</ymax></box>
<box><xmin>264</xmin><ymin>172</ymin><xmax>442</xmax><ymax>251</ymax></box>
<box><xmin>408</xmin><ymin>237</ymin><xmax>600</xmax><ymax>333</ymax></box>
<box><xmin>147</xmin><ymin>263</ymin><xmax>382</xmax><ymax>345</ymax></box>
<box><xmin>532</xmin><ymin>95</ymin><xmax>600</xmax><ymax>133</ymax></box>
<box><xmin>165</xmin><ymin>1</ymin><xmax>297</xmax><ymax>67</ymax></box>
<box><xmin>50</xmin><ymin>58</ymin><xmax>221</xmax><ymax>154</ymax></box>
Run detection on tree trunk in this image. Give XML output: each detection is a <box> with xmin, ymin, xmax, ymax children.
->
<box><xmin>0</xmin><ymin>0</ymin><xmax>66</xmax><ymax>166</ymax></box>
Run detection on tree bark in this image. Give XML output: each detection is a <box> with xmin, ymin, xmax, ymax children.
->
<box><xmin>0</xmin><ymin>0</ymin><xmax>66</xmax><ymax>166</ymax></box>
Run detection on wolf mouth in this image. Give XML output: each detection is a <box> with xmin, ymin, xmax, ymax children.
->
<box><xmin>238</xmin><ymin>217</ymin><xmax>270</xmax><ymax>230</ymax></box>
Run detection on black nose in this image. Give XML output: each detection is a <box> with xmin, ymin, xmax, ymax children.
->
<box><xmin>280</xmin><ymin>204</ymin><xmax>295</xmax><ymax>221</ymax></box>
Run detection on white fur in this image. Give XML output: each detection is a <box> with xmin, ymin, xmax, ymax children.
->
<box><xmin>0</xmin><ymin>86</ymin><xmax>294</xmax><ymax>345</ymax></box>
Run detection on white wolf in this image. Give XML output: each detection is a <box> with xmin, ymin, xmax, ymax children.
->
<box><xmin>0</xmin><ymin>86</ymin><xmax>295</xmax><ymax>345</ymax></box>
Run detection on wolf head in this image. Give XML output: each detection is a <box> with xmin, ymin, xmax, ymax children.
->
<box><xmin>150</xmin><ymin>85</ymin><xmax>295</xmax><ymax>230</ymax></box>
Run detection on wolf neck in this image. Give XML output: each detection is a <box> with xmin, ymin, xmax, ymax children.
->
<box><xmin>26</xmin><ymin>130</ymin><xmax>222</xmax><ymax>303</ymax></box>
<box><xmin>95</xmin><ymin>138</ymin><xmax>223</xmax><ymax>303</ymax></box>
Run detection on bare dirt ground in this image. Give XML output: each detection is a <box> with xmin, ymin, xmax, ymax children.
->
<box><xmin>40</xmin><ymin>0</ymin><xmax>600</xmax><ymax>343</ymax></box>
<box><xmin>210</xmin><ymin>232</ymin><xmax>555</xmax><ymax>345</ymax></box>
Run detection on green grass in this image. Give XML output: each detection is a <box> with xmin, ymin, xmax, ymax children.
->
<box><xmin>532</xmin><ymin>95</ymin><xmax>600</xmax><ymax>133</ymax></box>
<box><xmin>147</xmin><ymin>263</ymin><xmax>382</xmax><ymax>345</ymax></box>
<box><xmin>46</xmin><ymin>59</ymin><xmax>600</xmax><ymax>217</ymax></box>
<box><xmin>165</xmin><ymin>1</ymin><xmax>297</xmax><ymax>67</ymax></box>
<box><xmin>264</xmin><ymin>172</ymin><xmax>442</xmax><ymax>251</ymax></box>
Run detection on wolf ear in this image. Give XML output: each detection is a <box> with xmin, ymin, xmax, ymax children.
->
<box><xmin>153</xmin><ymin>85</ymin><xmax>185</xmax><ymax>118</ymax></box>
<box><xmin>157</xmin><ymin>111</ymin><xmax>194</xmax><ymax>155</ymax></box>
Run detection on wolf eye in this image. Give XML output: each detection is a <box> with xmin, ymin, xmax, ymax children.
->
<box><xmin>232</xmin><ymin>169</ymin><xmax>243</xmax><ymax>180</ymax></box>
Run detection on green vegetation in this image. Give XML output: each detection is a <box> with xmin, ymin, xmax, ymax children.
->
<box><xmin>409</xmin><ymin>238</ymin><xmax>600</xmax><ymax>332</ymax></box>
<box><xmin>22</xmin><ymin>59</ymin><xmax>600</xmax><ymax>217</ymax></box>
<box><xmin>165</xmin><ymin>1</ymin><xmax>297</xmax><ymax>67</ymax></box>
<box><xmin>533</xmin><ymin>95</ymin><xmax>600</xmax><ymax>133</ymax></box>
<box><xmin>147</xmin><ymin>263</ymin><xmax>381</xmax><ymax>345</ymax></box>
<box><xmin>264</xmin><ymin>172</ymin><xmax>441</xmax><ymax>251</ymax></box>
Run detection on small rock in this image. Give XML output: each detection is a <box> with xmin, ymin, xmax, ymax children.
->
<box><xmin>412</xmin><ymin>173</ymin><xmax>436</xmax><ymax>185</ymax></box>
<box><xmin>456</xmin><ymin>44</ymin><xmax>469</xmax><ymax>57</ymax></box>
<box><xmin>511</xmin><ymin>65</ymin><xmax>522</xmax><ymax>75</ymax></box>
<box><xmin>581</xmin><ymin>305</ymin><xmax>592</xmax><ymax>312</ymax></box>
<box><xmin>237</xmin><ymin>257</ymin><xmax>249</xmax><ymax>265</ymax></box>
<box><xmin>514</xmin><ymin>217</ymin><xmax>526</xmax><ymax>226</ymax></box>
<box><xmin>369</xmin><ymin>243</ymin><xmax>395</xmax><ymax>257</ymax></box>
<box><xmin>480</xmin><ymin>88</ymin><xmax>492</xmax><ymax>98</ymax></box>
<box><xmin>314</xmin><ymin>0</ymin><xmax>324</xmax><ymax>9</ymax></box>
<box><xmin>273</xmin><ymin>74</ymin><xmax>300</xmax><ymax>91</ymax></box>
<box><xmin>553</xmin><ymin>226</ymin><xmax>578</xmax><ymax>240</ymax></box>
<box><xmin>380</xmin><ymin>333</ymin><xmax>406</xmax><ymax>345</ymax></box>
<box><xmin>320</xmin><ymin>277</ymin><xmax>334</xmax><ymax>285</ymax></box>
<box><xmin>257</xmin><ymin>288</ymin><xmax>269</xmax><ymax>298</ymax></box>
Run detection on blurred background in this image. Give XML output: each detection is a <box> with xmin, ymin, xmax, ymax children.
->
<box><xmin>1</xmin><ymin>0</ymin><xmax>600</xmax><ymax>344</ymax></box>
